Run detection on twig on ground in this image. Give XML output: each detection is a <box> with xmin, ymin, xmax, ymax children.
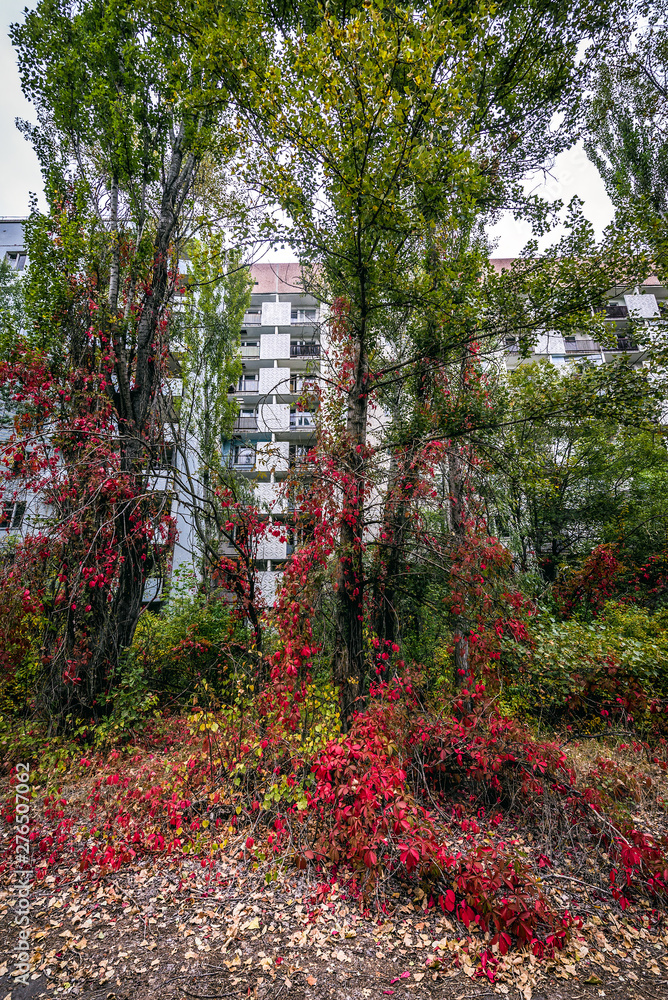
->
<box><xmin>177</xmin><ymin>989</ymin><xmax>237</xmax><ymax>999</ymax></box>
<box><xmin>541</xmin><ymin>872</ymin><xmax>609</xmax><ymax>894</ymax></box>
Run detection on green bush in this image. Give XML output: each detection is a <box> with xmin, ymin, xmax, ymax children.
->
<box><xmin>129</xmin><ymin>577</ymin><xmax>240</xmax><ymax>703</ymax></box>
<box><xmin>500</xmin><ymin>601</ymin><xmax>668</xmax><ymax>727</ymax></box>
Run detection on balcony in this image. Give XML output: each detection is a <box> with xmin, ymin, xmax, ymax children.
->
<box><xmin>236</xmin><ymin>377</ymin><xmax>259</xmax><ymax>393</ymax></box>
<box><xmin>290</xmin><ymin>343</ymin><xmax>320</xmax><ymax>358</ymax></box>
<box><xmin>240</xmin><ymin>343</ymin><xmax>260</xmax><ymax>358</ymax></box>
<box><xmin>243</xmin><ymin>312</ymin><xmax>262</xmax><ymax>325</ymax></box>
<box><xmin>290</xmin><ymin>412</ymin><xmax>316</xmax><ymax>429</ymax></box>
<box><xmin>564</xmin><ymin>338</ymin><xmax>601</xmax><ymax>354</ymax></box>
<box><xmin>289</xmin><ymin>446</ymin><xmax>311</xmax><ymax>468</ymax></box>
<box><xmin>233</xmin><ymin>415</ymin><xmax>259</xmax><ymax>432</ymax></box>
<box><xmin>229</xmin><ymin>447</ymin><xmax>255</xmax><ymax>469</ymax></box>
<box><xmin>290</xmin><ymin>378</ymin><xmax>318</xmax><ymax>394</ymax></box>
<box><xmin>606</xmin><ymin>303</ymin><xmax>629</xmax><ymax>320</ymax></box>
<box><xmin>219</xmin><ymin>539</ymin><xmax>240</xmax><ymax>556</ymax></box>
<box><xmin>291</xmin><ymin>310</ymin><xmax>318</xmax><ymax>325</ymax></box>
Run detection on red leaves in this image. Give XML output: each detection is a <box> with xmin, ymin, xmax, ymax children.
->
<box><xmin>398</xmin><ymin>843</ymin><xmax>420</xmax><ymax>871</ymax></box>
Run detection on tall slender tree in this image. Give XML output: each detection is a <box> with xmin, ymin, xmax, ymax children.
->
<box><xmin>5</xmin><ymin>0</ymin><xmax>245</xmax><ymax>722</ymax></box>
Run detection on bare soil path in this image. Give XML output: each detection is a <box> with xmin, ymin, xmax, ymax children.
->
<box><xmin>1</xmin><ymin>856</ymin><xmax>667</xmax><ymax>1000</ymax></box>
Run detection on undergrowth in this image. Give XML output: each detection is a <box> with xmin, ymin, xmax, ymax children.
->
<box><xmin>3</xmin><ymin>676</ymin><xmax>668</xmax><ymax>980</ymax></box>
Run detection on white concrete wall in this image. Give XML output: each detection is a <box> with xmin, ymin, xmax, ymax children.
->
<box><xmin>534</xmin><ymin>331</ymin><xmax>565</xmax><ymax>355</ymax></box>
<box><xmin>259</xmin><ymin>367</ymin><xmax>290</xmax><ymax>396</ymax></box>
<box><xmin>261</xmin><ymin>301</ymin><xmax>291</xmax><ymax>326</ymax></box>
<box><xmin>257</xmin><ymin>537</ymin><xmax>288</xmax><ymax>561</ymax></box>
<box><xmin>625</xmin><ymin>293</ymin><xmax>660</xmax><ymax>319</ymax></box>
<box><xmin>260</xmin><ymin>333</ymin><xmax>291</xmax><ymax>360</ymax></box>
<box><xmin>255</xmin><ymin>480</ymin><xmax>287</xmax><ymax>514</ymax></box>
<box><xmin>257</xmin><ymin>570</ymin><xmax>279</xmax><ymax>604</ymax></box>
<box><xmin>255</xmin><ymin>440</ymin><xmax>289</xmax><ymax>475</ymax></box>
<box><xmin>258</xmin><ymin>403</ymin><xmax>290</xmax><ymax>433</ymax></box>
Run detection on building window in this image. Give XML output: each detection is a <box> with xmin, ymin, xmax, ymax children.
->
<box><xmin>290</xmin><ymin>373</ymin><xmax>318</xmax><ymax>394</ymax></box>
<box><xmin>230</xmin><ymin>445</ymin><xmax>255</xmax><ymax>468</ymax></box>
<box><xmin>289</xmin><ymin>444</ymin><xmax>310</xmax><ymax>467</ymax></box>
<box><xmin>156</xmin><ymin>444</ymin><xmax>174</xmax><ymax>470</ymax></box>
<box><xmin>291</xmin><ymin>308</ymin><xmax>317</xmax><ymax>324</ymax></box>
<box><xmin>5</xmin><ymin>252</ymin><xmax>26</xmax><ymax>271</ymax></box>
<box><xmin>0</xmin><ymin>501</ymin><xmax>26</xmax><ymax>531</ymax></box>
<box><xmin>290</xmin><ymin>407</ymin><xmax>315</xmax><ymax>428</ymax></box>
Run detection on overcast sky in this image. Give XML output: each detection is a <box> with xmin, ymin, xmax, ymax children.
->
<box><xmin>1</xmin><ymin>1</ymin><xmax>616</xmax><ymax>257</ymax></box>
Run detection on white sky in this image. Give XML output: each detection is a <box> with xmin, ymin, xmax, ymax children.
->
<box><xmin>1</xmin><ymin>1</ymin><xmax>616</xmax><ymax>256</ymax></box>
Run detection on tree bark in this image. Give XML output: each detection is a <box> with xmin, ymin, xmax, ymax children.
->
<box><xmin>334</xmin><ymin>316</ymin><xmax>369</xmax><ymax>731</ymax></box>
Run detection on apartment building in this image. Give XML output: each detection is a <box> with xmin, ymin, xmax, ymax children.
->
<box><xmin>221</xmin><ymin>263</ymin><xmax>322</xmax><ymax>603</ymax></box>
<box><xmin>497</xmin><ymin>260</ymin><xmax>666</xmax><ymax>367</ymax></box>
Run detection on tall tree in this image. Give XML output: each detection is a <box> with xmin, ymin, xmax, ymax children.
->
<box><xmin>585</xmin><ymin>3</ymin><xmax>668</xmax><ymax>223</ymax></box>
<box><xmin>6</xmin><ymin>0</ymin><xmax>243</xmax><ymax>723</ymax></box>
<box><xmin>218</xmin><ymin>0</ymin><xmax>614</xmax><ymax>724</ymax></box>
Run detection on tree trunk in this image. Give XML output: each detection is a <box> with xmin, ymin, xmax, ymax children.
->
<box><xmin>448</xmin><ymin>444</ymin><xmax>470</xmax><ymax>685</ymax></box>
<box><xmin>108</xmin><ymin>175</ymin><xmax>120</xmax><ymax>313</ymax></box>
<box><xmin>334</xmin><ymin>323</ymin><xmax>369</xmax><ymax>731</ymax></box>
<box><xmin>47</xmin><ymin>132</ymin><xmax>199</xmax><ymax>714</ymax></box>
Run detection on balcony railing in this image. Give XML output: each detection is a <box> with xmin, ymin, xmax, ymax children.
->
<box><xmin>564</xmin><ymin>339</ymin><xmax>601</xmax><ymax>354</ymax></box>
<box><xmin>290</xmin><ymin>343</ymin><xmax>320</xmax><ymax>358</ymax></box>
<box><xmin>290</xmin><ymin>412</ymin><xmax>316</xmax><ymax>428</ymax></box>
<box><xmin>236</xmin><ymin>379</ymin><xmax>259</xmax><ymax>392</ymax></box>
<box><xmin>290</xmin><ymin>379</ymin><xmax>318</xmax><ymax>394</ymax></box>
<box><xmin>243</xmin><ymin>312</ymin><xmax>262</xmax><ymax>325</ymax></box>
<box><xmin>291</xmin><ymin>312</ymin><xmax>318</xmax><ymax>325</ymax></box>
<box><xmin>240</xmin><ymin>344</ymin><xmax>260</xmax><ymax>358</ymax></box>
<box><xmin>233</xmin><ymin>416</ymin><xmax>259</xmax><ymax>432</ymax></box>
<box><xmin>606</xmin><ymin>303</ymin><xmax>629</xmax><ymax>320</ymax></box>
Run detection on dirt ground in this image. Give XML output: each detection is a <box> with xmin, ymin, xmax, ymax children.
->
<box><xmin>2</xmin><ymin>854</ymin><xmax>668</xmax><ymax>1000</ymax></box>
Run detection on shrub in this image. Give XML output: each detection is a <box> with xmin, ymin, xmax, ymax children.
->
<box><xmin>130</xmin><ymin>584</ymin><xmax>238</xmax><ymax>703</ymax></box>
<box><xmin>499</xmin><ymin>601</ymin><xmax>668</xmax><ymax>725</ymax></box>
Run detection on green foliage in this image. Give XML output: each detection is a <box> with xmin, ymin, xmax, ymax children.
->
<box><xmin>177</xmin><ymin>236</ymin><xmax>250</xmax><ymax>463</ymax></box>
<box><xmin>95</xmin><ymin>657</ymin><xmax>160</xmax><ymax>743</ymax></box>
<box><xmin>129</xmin><ymin>581</ymin><xmax>237</xmax><ymax>701</ymax></box>
<box><xmin>585</xmin><ymin>8</ymin><xmax>668</xmax><ymax>221</ymax></box>
<box><xmin>482</xmin><ymin>358</ymin><xmax>668</xmax><ymax>580</ymax></box>
<box><xmin>0</xmin><ymin>257</ymin><xmax>27</xmax><ymax>365</ymax></box>
<box><xmin>500</xmin><ymin>602</ymin><xmax>668</xmax><ymax>725</ymax></box>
